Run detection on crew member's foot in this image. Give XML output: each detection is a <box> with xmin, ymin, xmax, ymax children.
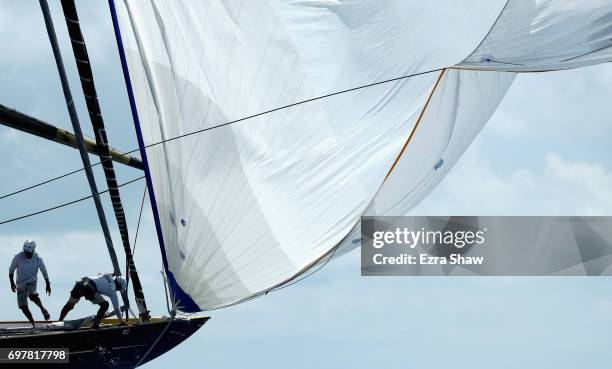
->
<box><xmin>42</xmin><ymin>309</ymin><xmax>50</xmax><ymax>321</ymax></box>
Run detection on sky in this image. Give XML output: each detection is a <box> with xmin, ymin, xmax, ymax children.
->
<box><xmin>1</xmin><ymin>1</ymin><xmax>612</xmax><ymax>369</ymax></box>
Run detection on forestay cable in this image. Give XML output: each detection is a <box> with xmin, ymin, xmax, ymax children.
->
<box><xmin>0</xmin><ymin>68</ymin><xmax>443</xmax><ymax>201</ymax></box>
<box><xmin>0</xmin><ymin>176</ymin><xmax>144</xmax><ymax>226</ymax></box>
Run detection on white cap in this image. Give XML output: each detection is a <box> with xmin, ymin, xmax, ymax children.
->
<box><xmin>23</xmin><ymin>239</ymin><xmax>36</xmax><ymax>252</ymax></box>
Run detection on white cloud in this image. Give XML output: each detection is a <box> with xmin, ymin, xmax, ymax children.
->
<box><xmin>593</xmin><ymin>299</ymin><xmax>612</xmax><ymax>321</ymax></box>
<box><xmin>412</xmin><ymin>140</ymin><xmax>612</xmax><ymax>216</ymax></box>
<box><xmin>491</xmin><ymin>65</ymin><xmax>612</xmax><ymax>142</ymax></box>
<box><xmin>0</xmin><ymin>1</ymin><xmax>115</xmax><ymax>69</ymax></box>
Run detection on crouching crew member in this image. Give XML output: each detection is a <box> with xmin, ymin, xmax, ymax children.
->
<box><xmin>59</xmin><ymin>272</ymin><xmax>129</xmax><ymax>328</ymax></box>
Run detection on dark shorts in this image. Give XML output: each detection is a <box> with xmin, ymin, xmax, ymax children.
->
<box><xmin>70</xmin><ymin>278</ymin><xmax>97</xmax><ymax>301</ymax></box>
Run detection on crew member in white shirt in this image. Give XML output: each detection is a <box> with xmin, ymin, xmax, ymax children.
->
<box><xmin>8</xmin><ymin>239</ymin><xmax>51</xmax><ymax>327</ymax></box>
<box><xmin>58</xmin><ymin>272</ymin><xmax>128</xmax><ymax>328</ymax></box>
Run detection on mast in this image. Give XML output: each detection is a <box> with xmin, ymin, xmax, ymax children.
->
<box><xmin>0</xmin><ymin>103</ymin><xmax>143</xmax><ymax>170</ymax></box>
<box><xmin>39</xmin><ymin>0</ymin><xmax>122</xmax><ymax>276</ymax></box>
<box><xmin>59</xmin><ymin>0</ymin><xmax>150</xmax><ymax>321</ymax></box>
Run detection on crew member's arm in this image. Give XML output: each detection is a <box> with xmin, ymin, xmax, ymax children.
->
<box><xmin>8</xmin><ymin>256</ymin><xmax>17</xmax><ymax>293</ymax></box>
<box><xmin>109</xmin><ymin>292</ymin><xmax>128</xmax><ymax>324</ymax></box>
<box><xmin>39</xmin><ymin>257</ymin><xmax>51</xmax><ymax>295</ymax></box>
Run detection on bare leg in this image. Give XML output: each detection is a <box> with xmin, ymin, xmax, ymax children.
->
<box><xmin>92</xmin><ymin>301</ymin><xmax>109</xmax><ymax>329</ymax></box>
<box><xmin>19</xmin><ymin>306</ymin><xmax>35</xmax><ymax>328</ymax></box>
<box><xmin>59</xmin><ymin>300</ymin><xmax>76</xmax><ymax>321</ymax></box>
<box><xmin>29</xmin><ymin>294</ymin><xmax>50</xmax><ymax>320</ymax></box>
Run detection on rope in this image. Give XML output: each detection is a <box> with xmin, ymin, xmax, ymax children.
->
<box><xmin>60</xmin><ymin>0</ymin><xmax>149</xmax><ymax>319</ymax></box>
<box><xmin>0</xmin><ymin>165</ymin><xmax>97</xmax><ymax>200</ymax></box>
<box><xmin>210</xmin><ymin>239</ymin><xmax>343</xmax><ymax>312</ymax></box>
<box><xmin>0</xmin><ymin>64</ymin><xmax>443</xmax><ymax>311</ymax></box>
<box><xmin>134</xmin><ymin>318</ymin><xmax>173</xmax><ymax>368</ymax></box>
<box><xmin>123</xmin><ymin>184</ymin><xmax>147</xmax><ymax>319</ymax></box>
<box><xmin>270</xmin><ymin>241</ymin><xmax>340</xmax><ymax>293</ymax></box>
<box><xmin>125</xmin><ymin>185</ymin><xmax>147</xmax><ymax>290</ymax></box>
<box><xmin>133</xmin><ymin>185</ymin><xmax>147</xmax><ymax>256</ymax></box>
<box><xmin>0</xmin><ymin>176</ymin><xmax>144</xmax><ymax>225</ymax></box>
<box><xmin>0</xmin><ymin>68</ymin><xmax>443</xmax><ymax>201</ymax></box>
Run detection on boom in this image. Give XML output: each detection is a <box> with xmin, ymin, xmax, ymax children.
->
<box><xmin>0</xmin><ymin>103</ymin><xmax>143</xmax><ymax>170</ymax></box>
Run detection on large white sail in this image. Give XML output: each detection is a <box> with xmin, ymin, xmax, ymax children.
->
<box><xmin>365</xmin><ymin>69</ymin><xmax>516</xmax><ymax>217</ymax></box>
<box><xmin>459</xmin><ymin>0</ymin><xmax>612</xmax><ymax>71</ymax></box>
<box><xmin>112</xmin><ymin>0</ymin><xmax>611</xmax><ymax>311</ymax></box>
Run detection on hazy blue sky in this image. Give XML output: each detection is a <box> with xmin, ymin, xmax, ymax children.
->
<box><xmin>1</xmin><ymin>2</ymin><xmax>612</xmax><ymax>369</ymax></box>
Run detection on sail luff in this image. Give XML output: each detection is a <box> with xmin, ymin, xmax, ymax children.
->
<box><xmin>60</xmin><ymin>0</ymin><xmax>149</xmax><ymax>320</ymax></box>
<box><xmin>38</xmin><ymin>0</ymin><xmax>122</xmax><ymax>276</ymax></box>
<box><xmin>108</xmin><ymin>0</ymin><xmax>200</xmax><ymax>312</ymax></box>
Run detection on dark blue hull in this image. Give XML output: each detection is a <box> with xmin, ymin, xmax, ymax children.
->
<box><xmin>0</xmin><ymin>316</ymin><xmax>208</xmax><ymax>368</ymax></box>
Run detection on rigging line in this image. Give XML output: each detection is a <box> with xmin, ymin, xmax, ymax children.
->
<box><xmin>246</xmin><ymin>70</ymin><xmax>450</xmax><ymax>304</ymax></box>
<box><xmin>270</xmin><ymin>240</ymin><xmax>340</xmax><ymax>293</ymax></box>
<box><xmin>134</xmin><ymin>318</ymin><xmax>173</xmax><ymax>368</ymax></box>
<box><xmin>257</xmin><ymin>72</ymin><xmax>453</xmax><ymax>299</ymax></box>
<box><xmin>40</xmin><ymin>0</ymin><xmax>122</xmax><ymax>277</ymax></box>
<box><xmin>61</xmin><ymin>0</ymin><xmax>149</xmax><ymax>320</ymax></box>
<box><xmin>215</xmin><ymin>233</ymin><xmax>345</xmax><ymax>312</ymax></box>
<box><xmin>560</xmin><ymin>42</ymin><xmax>612</xmax><ymax>63</ymax></box>
<box><xmin>0</xmin><ymin>67</ymin><xmax>443</xmax><ymax>201</ymax></box>
<box><xmin>0</xmin><ymin>164</ymin><xmax>97</xmax><ymax>200</ymax></box>
<box><xmin>160</xmin><ymin>270</ymin><xmax>173</xmax><ymax>316</ymax></box>
<box><xmin>132</xmin><ymin>185</ymin><xmax>147</xmax><ymax>256</ymax></box>
<box><xmin>216</xmin><ymin>226</ymin><xmax>362</xmax><ymax>312</ymax></box>
<box><xmin>207</xmin><ymin>68</ymin><xmax>445</xmax><ymax>308</ymax></box>
<box><xmin>484</xmin><ymin>59</ymin><xmax>525</xmax><ymax>66</ymax></box>
<box><xmin>125</xmin><ymin>184</ymin><xmax>147</xmax><ymax>294</ymax></box>
<box><xmin>141</xmin><ymin>67</ymin><xmax>444</xmax><ymax>148</ymax></box>
<box><xmin>385</xmin><ymin>69</ymin><xmax>447</xmax><ymax>179</ymax></box>
<box><xmin>0</xmin><ymin>176</ymin><xmax>145</xmax><ymax>226</ymax></box>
